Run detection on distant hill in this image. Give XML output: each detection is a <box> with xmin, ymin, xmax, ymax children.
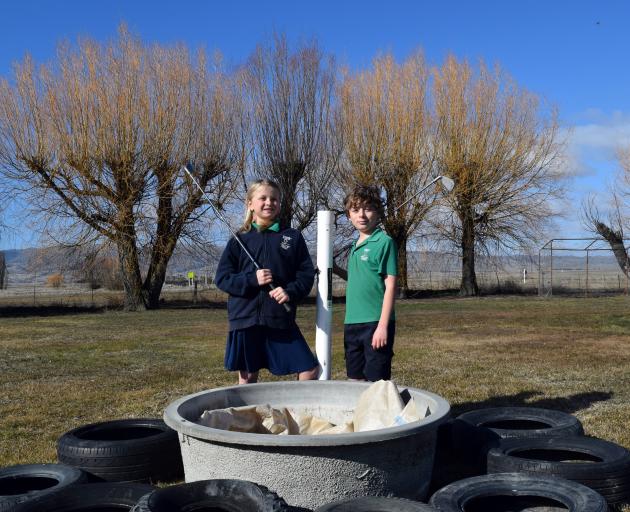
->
<box><xmin>1</xmin><ymin>244</ymin><xmax>625</xmax><ymax>286</ymax></box>
<box><xmin>1</xmin><ymin>243</ymin><xmax>222</xmax><ymax>285</ymax></box>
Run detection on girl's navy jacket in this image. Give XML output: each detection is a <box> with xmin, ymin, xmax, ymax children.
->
<box><xmin>215</xmin><ymin>226</ymin><xmax>315</xmax><ymax>331</ymax></box>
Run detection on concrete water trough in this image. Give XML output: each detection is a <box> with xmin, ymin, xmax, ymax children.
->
<box><xmin>163</xmin><ymin>380</ymin><xmax>450</xmax><ymax>509</ymax></box>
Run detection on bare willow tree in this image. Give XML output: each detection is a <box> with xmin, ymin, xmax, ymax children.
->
<box><xmin>244</xmin><ymin>34</ymin><xmax>338</xmax><ymax>230</ymax></box>
<box><xmin>432</xmin><ymin>56</ymin><xmax>564</xmax><ymax>296</ymax></box>
<box><xmin>338</xmin><ymin>52</ymin><xmax>435</xmax><ymax>296</ymax></box>
<box><xmin>582</xmin><ymin>147</ymin><xmax>630</xmax><ymax>274</ymax></box>
<box><xmin>0</xmin><ymin>28</ymin><xmax>244</xmax><ymax>310</ymax></box>
<box><xmin>582</xmin><ymin>194</ymin><xmax>630</xmax><ymax>275</ymax></box>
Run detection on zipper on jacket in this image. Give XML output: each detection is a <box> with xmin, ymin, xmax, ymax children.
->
<box><xmin>256</xmin><ymin>231</ymin><xmax>267</xmax><ymax>324</ymax></box>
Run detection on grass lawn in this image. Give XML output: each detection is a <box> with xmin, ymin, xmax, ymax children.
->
<box><xmin>1</xmin><ymin>296</ymin><xmax>629</xmax><ymax>479</ymax></box>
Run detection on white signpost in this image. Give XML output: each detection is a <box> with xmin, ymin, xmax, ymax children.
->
<box><xmin>315</xmin><ymin>210</ymin><xmax>334</xmax><ymax>380</ymax></box>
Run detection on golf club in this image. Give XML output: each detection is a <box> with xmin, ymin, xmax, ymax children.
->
<box><xmin>182</xmin><ymin>165</ymin><xmax>291</xmax><ymax>313</ymax></box>
<box><xmin>393</xmin><ymin>175</ymin><xmax>455</xmax><ymax>212</ymax></box>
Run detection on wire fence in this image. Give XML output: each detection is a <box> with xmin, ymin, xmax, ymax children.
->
<box><xmin>537</xmin><ymin>238</ymin><xmax>630</xmax><ymax>297</ymax></box>
<box><xmin>2</xmin><ymin>265</ymin><xmax>628</xmax><ymax>310</ymax></box>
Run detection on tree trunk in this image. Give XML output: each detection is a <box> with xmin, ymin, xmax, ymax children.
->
<box><xmin>395</xmin><ymin>234</ymin><xmax>408</xmax><ymax>298</ymax></box>
<box><xmin>332</xmin><ymin>261</ymin><xmax>347</xmax><ymax>281</ymax></box>
<box><xmin>460</xmin><ymin>211</ymin><xmax>479</xmax><ymax>296</ymax></box>
<box><xmin>595</xmin><ymin>222</ymin><xmax>629</xmax><ymax>276</ymax></box>
<box><xmin>142</xmin><ymin>179</ymin><xmax>177</xmax><ymax>310</ymax></box>
<box><xmin>0</xmin><ymin>251</ymin><xmax>6</xmax><ymax>289</ymax></box>
<box><xmin>144</xmin><ymin>259</ymin><xmax>168</xmax><ymax>309</ymax></box>
<box><xmin>116</xmin><ymin>224</ymin><xmax>146</xmax><ymax>311</ymax></box>
<box><xmin>143</xmin><ymin>234</ymin><xmax>178</xmax><ymax>309</ymax></box>
<box><xmin>278</xmin><ymin>182</ymin><xmax>297</xmax><ymax>228</ymax></box>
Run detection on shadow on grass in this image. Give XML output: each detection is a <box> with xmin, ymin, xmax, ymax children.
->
<box><xmin>406</xmin><ymin>288</ymin><xmax>461</xmax><ymax>299</ymax></box>
<box><xmin>451</xmin><ymin>389</ymin><xmax>614</xmax><ymax>416</ymax></box>
<box><xmin>0</xmin><ymin>305</ymin><xmax>110</xmax><ymax>317</ymax></box>
<box><xmin>158</xmin><ymin>299</ymin><xmax>227</xmax><ymax>310</ymax></box>
<box><xmin>160</xmin><ymin>295</ymin><xmax>349</xmax><ymax>309</ymax></box>
<box><xmin>0</xmin><ymin>299</ymin><xmax>231</xmax><ymax>316</ymax></box>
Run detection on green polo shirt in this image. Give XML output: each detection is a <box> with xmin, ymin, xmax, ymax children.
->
<box><xmin>344</xmin><ymin>227</ymin><xmax>398</xmax><ymax>324</ymax></box>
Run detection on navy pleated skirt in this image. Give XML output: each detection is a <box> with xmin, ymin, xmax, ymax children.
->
<box><xmin>224</xmin><ymin>325</ymin><xmax>319</xmax><ymax>375</ymax></box>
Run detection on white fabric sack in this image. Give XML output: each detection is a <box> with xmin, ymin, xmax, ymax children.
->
<box><xmin>316</xmin><ymin>421</ymin><xmax>354</xmax><ymax>434</ymax></box>
<box><xmin>260</xmin><ymin>406</ymin><xmax>299</xmax><ymax>435</ymax></box>
<box><xmin>198</xmin><ymin>405</ymin><xmax>266</xmax><ymax>433</ymax></box>
<box><xmin>198</xmin><ymin>404</ymin><xmax>299</xmax><ymax>435</ymax></box>
<box><xmin>353</xmin><ymin>380</ymin><xmax>406</xmax><ymax>432</ymax></box>
<box><xmin>391</xmin><ymin>395</ymin><xmax>428</xmax><ymax>426</ymax></box>
<box><xmin>292</xmin><ymin>413</ymin><xmax>336</xmax><ymax>435</ymax></box>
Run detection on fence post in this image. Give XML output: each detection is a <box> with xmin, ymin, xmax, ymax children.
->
<box><xmin>538</xmin><ymin>248</ymin><xmax>542</xmax><ymax>296</ymax></box>
<box><xmin>585</xmin><ymin>249</ymin><xmax>589</xmax><ymax>298</ymax></box>
<box><xmin>550</xmin><ymin>241</ymin><xmax>553</xmax><ymax>296</ymax></box>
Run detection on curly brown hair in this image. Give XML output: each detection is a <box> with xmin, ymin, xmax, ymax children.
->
<box><xmin>343</xmin><ymin>184</ymin><xmax>384</xmax><ymax>218</ymax></box>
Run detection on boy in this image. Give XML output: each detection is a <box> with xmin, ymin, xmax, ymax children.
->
<box><xmin>343</xmin><ymin>184</ymin><xmax>398</xmax><ymax>381</ymax></box>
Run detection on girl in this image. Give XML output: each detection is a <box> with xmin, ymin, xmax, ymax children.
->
<box><xmin>215</xmin><ymin>179</ymin><xmax>320</xmax><ymax>384</ymax></box>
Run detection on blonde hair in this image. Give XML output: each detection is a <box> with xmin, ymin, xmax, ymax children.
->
<box><xmin>239</xmin><ymin>179</ymin><xmax>282</xmax><ymax>232</ymax></box>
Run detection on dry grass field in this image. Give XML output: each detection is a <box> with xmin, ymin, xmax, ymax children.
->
<box><xmin>1</xmin><ymin>295</ymin><xmax>629</xmax><ymax>504</ymax></box>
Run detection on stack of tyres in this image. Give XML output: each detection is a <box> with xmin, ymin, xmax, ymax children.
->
<box><xmin>57</xmin><ymin>419</ymin><xmax>183</xmax><ymax>483</ymax></box>
<box><xmin>431</xmin><ymin>406</ymin><xmax>584</xmax><ymax>492</ymax></box>
<box><xmin>487</xmin><ymin>436</ymin><xmax>630</xmax><ymax>507</ymax></box>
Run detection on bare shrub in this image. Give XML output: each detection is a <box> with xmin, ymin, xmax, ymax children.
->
<box><xmin>46</xmin><ymin>273</ymin><xmax>64</xmax><ymax>288</ymax></box>
<box><xmin>79</xmin><ymin>249</ymin><xmax>124</xmax><ymax>290</ymax></box>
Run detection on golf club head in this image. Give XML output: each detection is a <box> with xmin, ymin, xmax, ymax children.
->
<box><xmin>439</xmin><ymin>175</ymin><xmax>455</xmax><ymax>192</ymax></box>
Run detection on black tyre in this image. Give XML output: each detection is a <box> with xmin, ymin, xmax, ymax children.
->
<box><xmin>455</xmin><ymin>407</ymin><xmax>584</xmax><ymax>468</ymax></box>
<box><xmin>57</xmin><ymin>418</ymin><xmax>183</xmax><ymax>483</ymax></box>
<box><xmin>456</xmin><ymin>407</ymin><xmax>584</xmax><ymax>440</ymax></box>
<box><xmin>487</xmin><ymin>436</ymin><xmax>630</xmax><ymax>505</ymax></box>
<box><xmin>430</xmin><ymin>419</ymin><xmax>485</xmax><ymax>493</ymax></box>
<box><xmin>429</xmin><ymin>472</ymin><xmax>608</xmax><ymax>512</ymax></box>
<box><xmin>0</xmin><ymin>464</ymin><xmax>87</xmax><ymax>512</ymax></box>
<box><xmin>12</xmin><ymin>482</ymin><xmax>154</xmax><ymax>511</ymax></box>
<box><xmin>315</xmin><ymin>496</ymin><xmax>437</xmax><ymax>511</ymax></box>
<box><xmin>130</xmin><ymin>479</ymin><xmax>289</xmax><ymax>511</ymax></box>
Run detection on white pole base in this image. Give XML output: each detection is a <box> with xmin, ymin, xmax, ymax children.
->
<box><xmin>315</xmin><ymin>210</ymin><xmax>334</xmax><ymax>380</ymax></box>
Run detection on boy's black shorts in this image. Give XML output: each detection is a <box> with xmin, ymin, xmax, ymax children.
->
<box><xmin>343</xmin><ymin>321</ymin><xmax>395</xmax><ymax>381</ymax></box>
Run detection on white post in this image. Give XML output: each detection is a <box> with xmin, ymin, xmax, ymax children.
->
<box><xmin>315</xmin><ymin>210</ymin><xmax>334</xmax><ymax>380</ymax></box>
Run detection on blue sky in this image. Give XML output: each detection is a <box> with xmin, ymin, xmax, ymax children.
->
<box><xmin>1</xmin><ymin>0</ymin><xmax>630</xmax><ymax>249</ymax></box>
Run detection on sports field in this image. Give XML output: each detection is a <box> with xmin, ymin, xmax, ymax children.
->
<box><xmin>1</xmin><ymin>296</ymin><xmax>629</xmax><ymax>472</ymax></box>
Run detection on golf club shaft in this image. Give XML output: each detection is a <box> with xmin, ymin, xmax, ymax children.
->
<box><xmin>393</xmin><ymin>175</ymin><xmax>454</xmax><ymax>212</ymax></box>
<box><xmin>393</xmin><ymin>176</ymin><xmax>442</xmax><ymax>212</ymax></box>
<box><xmin>183</xmin><ymin>165</ymin><xmax>291</xmax><ymax>313</ymax></box>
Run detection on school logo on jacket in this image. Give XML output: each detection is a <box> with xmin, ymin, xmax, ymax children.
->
<box><xmin>281</xmin><ymin>235</ymin><xmax>292</xmax><ymax>250</ymax></box>
<box><xmin>360</xmin><ymin>247</ymin><xmax>370</xmax><ymax>261</ymax></box>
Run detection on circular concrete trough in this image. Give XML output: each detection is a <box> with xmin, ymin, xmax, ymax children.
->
<box><xmin>164</xmin><ymin>380</ymin><xmax>450</xmax><ymax>509</ymax></box>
